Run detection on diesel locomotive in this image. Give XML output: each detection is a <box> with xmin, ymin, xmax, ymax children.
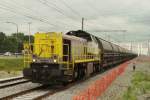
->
<box><xmin>23</xmin><ymin>30</ymin><xmax>137</xmax><ymax>84</ymax></box>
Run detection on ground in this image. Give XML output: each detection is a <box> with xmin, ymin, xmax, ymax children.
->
<box><xmin>43</xmin><ymin>56</ymin><xmax>150</xmax><ymax>100</ymax></box>
<box><xmin>99</xmin><ymin>56</ymin><xmax>150</xmax><ymax>100</ymax></box>
<box><xmin>0</xmin><ymin>56</ymin><xmax>23</xmax><ymax>78</ymax></box>
<box><xmin>0</xmin><ymin>56</ymin><xmax>149</xmax><ymax>100</ymax></box>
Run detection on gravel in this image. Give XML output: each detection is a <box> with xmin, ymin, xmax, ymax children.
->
<box><xmin>44</xmin><ymin>66</ymin><xmax>123</xmax><ymax>100</ymax></box>
<box><xmin>13</xmin><ymin>89</ymin><xmax>50</xmax><ymax>100</ymax></box>
<box><xmin>98</xmin><ymin>56</ymin><xmax>150</xmax><ymax>100</ymax></box>
<box><xmin>0</xmin><ymin>82</ymin><xmax>41</xmax><ymax>98</ymax></box>
<box><xmin>0</xmin><ymin>71</ymin><xmax>22</xmax><ymax>79</ymax></box>
<box><xmin>0</xmin><ymin>78</ymin><xmax>27</xmax><ymax>87</ymax></box>
<box><xmin>1</xmin><ymin>56</ymin><xmax>148</xmax><ymax>100</ymax></box>
<box><xmin>44</xmin><ymin>56</ymin><xmax>149</xmax><ymax>100</ymax></box>
<box><xmin>98</xmin><ymin>62</ymin><xmax>134</xmax><ymax>100</ymax></box>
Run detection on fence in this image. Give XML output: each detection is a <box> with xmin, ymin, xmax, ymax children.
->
<box><xmin>73</xmin><ymin>62</ymin><xmax>130</xmax><ymax>100</ymax></box>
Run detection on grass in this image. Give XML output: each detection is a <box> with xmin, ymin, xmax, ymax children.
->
<box><xmin>123</xmin><ymin>71</ymin><xmax>150</xmax><ymax>100</ymax></box>
<box><xmin>0</xmin><ymin>56</ymin><xmax>24</xmax><ymax>71</ymax></box>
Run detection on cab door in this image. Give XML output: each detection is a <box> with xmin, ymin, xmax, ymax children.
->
<box><xmin>63</xmin><ymin>39</ymin><xmax>71</xmax><ymax>62</ymax></box>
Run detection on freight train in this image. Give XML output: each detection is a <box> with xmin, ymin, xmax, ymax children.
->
<box><xmin>23</xmin><ymin>30</ymin><xmax>137</xmax><ymax>84</ymax></box>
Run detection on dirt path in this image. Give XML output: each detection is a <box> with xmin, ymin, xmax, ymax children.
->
<box><xmin>0</xmin><ymin>71</ymin><xmax>22</xmax><ymax>79</ymax></box>
<box><xmin>98</xmin><ymin>56</ymin><xmax>150</xmax><ymax>100</ymax></box>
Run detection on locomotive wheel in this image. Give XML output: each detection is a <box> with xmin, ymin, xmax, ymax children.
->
<box><xmin>73</xmin><ymin>66</ymin><xmax>78</xmax><ymax>81</ymax></box>
<box><xmin>93</xmin><ymin>64</ymin><xmax>98</xmax><ymax>73</ymax></box>
<box><xmin>79</xmin><ymin>68</ymin><xmax>83</xmax><ymax>79</ymax></box>
<box><xmin>84</xmin><ymin>68</ymin><xmax>88</xmax><ymax>78</ymax></box>
<box><xmin>96</xmin><ymin>64</ymin><xmax>100</xmax><ymax>72</ymax></box>
<box><xmin>74</xmin><ymin>70</ymin><xmax>78</xmax><ymax>79</ymax></box>
<box><xmin>73</xmin><ymin>64</ymin><xmax>87</xmax><ymax>80</ymax></box>
<box><xmin>62</xmin><ymin>82</ymin><xmax>69</xmax><ymax>86</ymax></box>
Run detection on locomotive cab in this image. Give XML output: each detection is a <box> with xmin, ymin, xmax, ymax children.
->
<box><xmin>23</xmin><ymin>32</ymin><xmax>72</xmax><ymax>84</ymax></box>
<box><xmin>23</xmin><ymin>32</ymin><xmax>89</xmax><ymax>84</ymax></box>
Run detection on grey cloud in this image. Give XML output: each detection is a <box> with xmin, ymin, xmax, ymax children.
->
<box><xmin>0</xmin><ymin>0</ymin><xmax>150</xmax><ymax>42</ymax></box>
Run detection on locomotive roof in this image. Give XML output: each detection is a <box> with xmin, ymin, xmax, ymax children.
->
<box><xmin>66</xmin><ymin>30</ymin><xmax>113</xmax><ymax>43</ymax></box>
<box><xmin>66</xmin><ymin>30</ymin><xmax>92</xmax><ymax>41</ymax></box>
<box><xmin>63</xmin><ymin>34</ymin><xmax>87</xmax><ymax>42</ymax></box>
<box><xmin>66</xmin><ymin>30</ymin><xmax>132</xmax><ymax>53</ymax></box>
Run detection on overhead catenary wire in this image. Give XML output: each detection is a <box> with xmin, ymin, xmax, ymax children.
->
<box><xmin>0</xmin><ymin>5</ymin><xmax>57</xmax><ymax>27</ymax></box>
<box><xmin>0</xmin><ymin>0</ymin><xmax>79</xmax><ymax>29</ymax></box>
<box><xmin>36</xmin><ymin>0</ymin><xmax>80</xmax><ymax>22</ymax></box>
<box><xmin>58</xmin><ymin>0</ymin><xmax>81</xmax><ymax>17</ymax></box>
<box><xmin>0</xmin><ymin>0</ymin><xmax>127</xmax><ymax>33</ymax></box>
<box><xmin>0</xmin><ymin>0</ymin><xmax>148</xmax><ymax>44</ymax></box>
<box><xmin>5</xmin><ymin>0</ymin><xmax>123</xmax><ymax>42</ymax></box>
<box><xmin>10</xmin><ymin>0</ymin><xmax>75</xmax><ymax>27</ymax></box>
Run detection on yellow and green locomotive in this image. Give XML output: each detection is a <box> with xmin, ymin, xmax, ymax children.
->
<box><xmin>23</xmin><ymin>30</ymin><xmax>137</xmax><ymax>84</ymax></box>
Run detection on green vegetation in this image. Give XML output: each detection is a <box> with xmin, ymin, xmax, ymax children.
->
<box><xmin>0</xmin><ymin>56</ymin><xmax>24</xmax><ymax>71</ymax></box>
<box><xmin>0</xmin><ymin>32</ymin><xmax>33</xmax><ymax>76</ymax></box>
<box><xmin>123</xmin><ymin>71</ymin><xmax>150</xmax><ymax>100</ymax></box>
<box><xmin>0</xmin><ymin>32</ymin><xmax>34</xmax><ymax>53</ymax></box>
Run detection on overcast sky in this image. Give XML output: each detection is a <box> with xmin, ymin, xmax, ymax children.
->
<box><xmin>0</xmin><ymin>0</ymin><xmax>150</xmax><ymax>42</ymax></box>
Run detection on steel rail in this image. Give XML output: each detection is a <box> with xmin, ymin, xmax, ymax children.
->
<box><xmin>0</xmin><ymin>86</ymin><xmax>46</xmax><ymax>100</ymax></box>
<box><xmin>0</xmin><ymin>76</ymin><xmax>24</xmax><ymax>84</ymax></box>
<box><xmin>0</xmin><ymin>80</ymin><xmax>30</xmax><ymax>89</ymax></box>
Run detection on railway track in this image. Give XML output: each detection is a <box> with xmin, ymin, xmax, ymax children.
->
<box><xmin>0</xmin><ymin>76</ymin><xmax>24</xmax><ymax>83</ymax></box>
<box><xmin>0</xmin><ymin>78</ymin><xmax>87</xmax><ymax>100</ymax></box>
<box><xmin>33</xmin><ymin>83</ymin><xmax>80</xmax><ymax>100</ymax></box>
<box><xmin>0</xmin><ymin>69</ymin><xmax>111</xmax><ymax>100</ymax></box>
<box><xmin>0</xmin><ymin>63</ymin><xmax>123</xmax><ymax>100</ymax></box>
<box><xmin>0</xmin><ymin>85</ymin><xmax>45</xmax><ymax>100</ymax></box>
<box><xmin>32</xmin><ymin>73</ymin><xmax>105</xmax><ymax>100</ymax></box>
<box><xmin>0</xmin><ymin>76</ymin><xmax>30</xmax><ymax>89</ymax></box>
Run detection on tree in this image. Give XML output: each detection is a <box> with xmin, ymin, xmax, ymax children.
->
<box><xmin>24</xmin><ymin>35</ymin><xmax>34</xmax><ymax>43</ymax></box>
<box><xmin>0</xmin><ymin>32</ymin><xmax>6</xmax><ymax>52</ymax></box>
<box><xmin>1</xmin><ymin>36</ymin><xmax>17</xmax><ymax>52</ymax></box>
<box><xmin>0</xmin><ymin>32</ymin><xmax>34</xmax><ymax>53</ymax></box>
<box><xmin>0</xmin><ymin>32</ymin><xmax>6</xmax><ymax>41</ymax></box>
<box><xmin>11</xmin><ymin>33</ymin><xmax>34</xmax><ymax>52</ymax></box>
<box><xmin>12</xmin><ymin>32</ymin><xmax>24</xmax><ymax>42</ymax></box>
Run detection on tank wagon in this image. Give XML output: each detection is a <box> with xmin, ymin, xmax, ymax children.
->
<box><xmin>23</xmin><ymin>30</ymin><xmax>137</xmax><ymax>84</ymax></box>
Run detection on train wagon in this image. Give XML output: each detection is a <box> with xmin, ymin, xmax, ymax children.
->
<box><xmin>23</xmin><ymin>30</ymin><xmax>137</xmax><ymax>84</ymax></box>
<box><xmin>67</xmin><ymin>30</ymin><xmax>136</xmax><ymax>67</ymax></box>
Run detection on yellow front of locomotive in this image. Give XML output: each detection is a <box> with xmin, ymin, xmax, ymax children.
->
<box><xmin>23</xmin><ymin>32</ymin><xmax>66</xmax><ymax>84</ymax></box>
<box><xmin>33</xmin><ymin>32</ymin><xmax>63</xmax><ymax>63</ymax></box>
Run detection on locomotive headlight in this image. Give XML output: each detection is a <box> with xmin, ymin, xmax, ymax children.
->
<box><xmin>33</xmin><ymin>59</ymin><xmax>36</xmax><ymax>62</ymax></box>
<box><xmin>54</xmin><ymin>59</ymin><xmax>57</xmax><ymax>63</ymax></box>
<box><xmin>32</xmin><ymin>69</ymin><xmax>36</xmax><ymax>72</ymax></box>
